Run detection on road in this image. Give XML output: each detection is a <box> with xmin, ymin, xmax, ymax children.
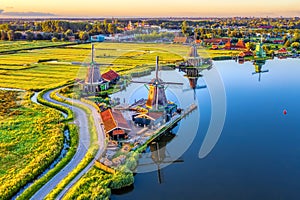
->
<box><xmin>31</xmin><ymin>91</ymin><xmax>106</xmax><ymax>200</ymax></box>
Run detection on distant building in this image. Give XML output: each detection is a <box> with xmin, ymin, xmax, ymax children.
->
<box><xmin>224</xmin><ymin>40</ymin><xmax>232</xmax><ymax>50</ymax></box>
<box><xmin>204</xmin><ymin>38</ymin><xmax>230</xmax><ymax>45</ymax></box>
<box><xmin>90</xmin><ymin>35</ymin><xmax>105</xmax><ymax>42</ymax></box>
<box><xmin>235</xmin><ymin>39</ymin><xmax>246</xmax><ymax>49</ymax></box>
<box><xmin>67</xmin><ymin>36</ymin><xmax>76</xmax><ymax>42</ymax></box>
<box><xmin>211</xmin><ymin>44</ymin><xmax>219</xmax><ymax>50</ymax></box>
<box><xmin>277</xmin><ymin>48</ymin><xmax>288</xmax><ymax>55</ymax></box>
<box><xmin>273</xmin><ymin>40</ymin><xmax>284</xmax><ymax>44</ymax></box>
<box><xmin>173</xmin><ymin>37</ymin><xmax>188</xmax><ymax>44</ymax></box>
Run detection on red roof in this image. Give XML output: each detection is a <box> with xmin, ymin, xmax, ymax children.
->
<box><xmin>102</xmin><ymin>70</ymin><xmax>119</xmax><ymax>82</ymax></box>
<box><xmin>100</xmin><ymin>109</ymin><xmax>117</xmax><ymax>133</ymax></box>
<box><xmin>278</xmin><ymin>48</ymin><xmax>288</xmax><ymax>53</ymax></box>
<box><xmin>273</xmin><ymin>40</ymin><xmax>284</xmax><ymax>44</ymax></box>
<box><xmin>173</xmin><ymin>37</ymin><xmax>187</xmax><ymax>43</ymax></box>
<box><xmin>112</xmin><ymin>110</ymin><xmax>131</xmax><ymax>130</ymax></box>
<box><xmin>224</xmin><ymin>41</ymin><xmax>232</xmax><ymax>49</ymax></box>
<box><xmin>100</xmin><ymin>109</ymin><xmax>130</xmax><ymax>133</ymax></box>
<box><xmin>113</xmin><ymin>129</ymin><xmax>125</xmax><ymax>136</ymax></box>
<box><xmin>235</xmin><ymin>40</ymin><xmax>246</xmax><ymax>49</ymax></box>
<box><xmin>204</xmin><ymin>38</ymin><xmax>231</xmax><ymax>44</ymax></box>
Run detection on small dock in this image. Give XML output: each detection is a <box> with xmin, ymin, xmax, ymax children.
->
<box><xmin>140</xmin><ymin>103</ymin><xmax>198</xmax><ymax>148</ymax></box>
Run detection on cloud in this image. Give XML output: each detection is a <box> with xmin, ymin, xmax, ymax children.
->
<box><xmin>1</xmin><ymin>11</ymin><xmax>56</xmax><ymax>17</ymax></box>
<box><xmin>0</xmin><ymin>9</ymin><xmax>4</xmax><ymax>14</ymax></box>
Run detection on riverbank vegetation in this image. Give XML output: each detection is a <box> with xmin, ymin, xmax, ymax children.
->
<box><xmin>62</xmin><ymin>166</ymin><xmax>134</xmax><ymax>200</ymax></box>
<box><xmin>0</xmin><ymin>90</ymin><xmax>64</xmax><ymax>200</ymax></box>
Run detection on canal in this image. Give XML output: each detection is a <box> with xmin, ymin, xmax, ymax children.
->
<box><xmin>111</xmin><ymin>58</ymin><xmax>300</xmax><ymax>200</ymax></box>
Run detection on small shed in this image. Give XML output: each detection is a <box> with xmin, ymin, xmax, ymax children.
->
<box><xmin>90</xmin><ymin>35</ymin><xmax>105</xmax><ymax>42</ymax></box>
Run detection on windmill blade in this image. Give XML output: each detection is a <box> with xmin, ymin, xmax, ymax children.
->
<box><xmin>157</xmin><ymin>165</ymin><xmax>163</xmax><ymax>184</ymax></box>
<box><xmin>252</xmin><ymin>69</ymin><xmax>269</xmax><ymax>75</ymax></box>
<box><xmin>131</xmin><ymin>80</ymin><xmax>151</xmax><ymax>84</ymax></box>
<box><xmin>156</xmin><ymin>56</ymin><xmax>159</xmax><ymax>80</ymax></box>
<box><xmin>71</xmin><ymin>62</ymin><xmax>112</xmax><ymax>66</ymax></box>
<box><xmin>162</xmin><ymin>81</ymin><xmax>183</xmax><ymax>85</ymax></box>
<box><xmin>195</xmin><ymin>85</ymin><xmax>207</xmax><ymax>89</ymax></box>
<box><xmin>93</xmin><ymin>63</ymin><xmax>113</xmax><ymax>66</ymax></box>
<box><xmin>182</xmin><ymin>85</ymin><xmax>206</xmax><ymax>92</ymax></box>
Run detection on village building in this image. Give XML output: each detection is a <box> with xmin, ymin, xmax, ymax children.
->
<box><xmin>101</xmin><ymin>69</ymin><xmax>120</xmax><ymax>85</ymax></box>
<box><xmin>224</xmin><ymin>40</ymin><xmax>232</xmax><ymax>50</ymax></box>
<box><xmin>90</xmin><ymin>35</ymin><xmax>105</xmax><ymax>42</ymax></box>
<box><xmin>277</xmin><ymin>47</ymin><xmax>288</xmax><ymax>55</ymax></box>
<box><xmin>133</xmin><ymin>111</ymin><xmax>165</xmax><ymax>128</ymax></box>
<box><xmin>204</xmin><ymin>38</ymin><xmax>231</xmax><ymax>45</ymax></box>
<box><xmin>173</xmin><ymin>36</ymin><xmax>188</xmax><ymax>44</ymax></box>
<box><xmin>235</xmin><ymin>39</ymin><xmax>246</xmax><ymax>49</ymax></box>
<box><xmin>100</xmin><ymin>108</ymin><xmax>131</xmax><ymax>140</ymax></box>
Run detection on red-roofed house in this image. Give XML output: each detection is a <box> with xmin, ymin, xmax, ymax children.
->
<box><xmin>278</xmin><ymin>48</ymin><xmax>288</xmax><ymax>54</ymax></box>
<box><xmin>273</xmin><ymin>40</ymin><xmax>284</xmax><ymax>44</ymax></box>
<box><xmin>235</xmin><ymin>40</ymin><xmax>246</xmax><ymax>49</ymax></box>
<box><xmin>100</xmin><ymin>108</ymin><xmax>130</xmax><ymax>139</ymax></box>
<box><xmin>173</xmin><ymin>37</ymin><xmax>188</xmax><ymax>44</ymax></box>
<box><xmin>224</xmin><ymin>41</ymin><xmax>232</xmax><ymax>50</ymax></box>
<box><xmin>102</xmin><ymin>69</ymin><xmax>120</xmax><ymax>84</ymax></box>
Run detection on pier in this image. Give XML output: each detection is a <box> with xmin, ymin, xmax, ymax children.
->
<box><xmin>135</xmin><ymin>103</ymin><xmax>197</xmax><ymax>151</ymax></box>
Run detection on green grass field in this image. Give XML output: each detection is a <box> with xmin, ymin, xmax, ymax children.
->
<box><xmin>0</xmin><ymin>90</ymin><xmax>64</xmax><ymax>199</ymax></box>
<box><xmin>0</xmin><ymin>41</ymin><xmax>239</xmax><ymax>90</ymax></box>
<box><xmin>0</xmin><ymin>41</ymin><xmax>71</xmax><ymax>52</ymax></box>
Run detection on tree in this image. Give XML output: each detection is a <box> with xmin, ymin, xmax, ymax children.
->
<box><xmin>36</xmin><ymin>33</ymin><xmax>44</xmax><ymax>40</ymax></box>
<box><xmin>52</xmin><ymin>37</ymin><xmax>59</xmax><ymax>42</ymax></box>
<box><xmin>65</xmin><ymin>29</ymin><xmax>74</xmax><ymax>37</ymax></box>
<box><xmin>0</xmin><ymin>30</ymin><xmax>7</xmax><ymax>40</ymax></box>
<box><xmin>14</xmin><ymin>31</ymin><xmax>23</xmax><ymax>40</ymax></box>
<box><xmin>25</xmin><ymin>31</ymin><xmax>34</xmax><ymax>41</ymax></box>
<box><xmin>7</xmin><ymin>30</ymin><xmax>14</xmax><ymax>41</ymax></box>
<box><xmin>291</xmin><ymin>42</ymin><xmax>300</xmax><ymax>49</ymax></box>
<box><xmin>181</xmin><ymin>21</ymin><xmax>188</xmax><ymax>35</ymax></box>
<box><xmin>284</xmin><ymin>40</ymin><xmax>291</xmax><ymax>47</ymax></box>
<box><xmin>107</xmin><ymin>23</ymin><xmax>116</xmax><ymax>35</ymax></box>
<box><xmin>79</xmin><ymin>31</ymin><xmax>89</xmax><ymax>41</ymax></box>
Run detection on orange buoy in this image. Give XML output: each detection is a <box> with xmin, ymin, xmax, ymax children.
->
<box><xmin>283</xmin><ymin>109</ymin><xmax>287</xmax><ymax>115</ymax></box>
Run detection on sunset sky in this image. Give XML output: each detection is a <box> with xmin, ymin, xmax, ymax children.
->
<box><xmin>0</xmin><ymin>0</ymin><xmax>300</xmax><ymax>17</ymax></box>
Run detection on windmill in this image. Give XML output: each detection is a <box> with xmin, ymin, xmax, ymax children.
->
<box><xmin>131</xmin><ymin>56</ymin><xmax>183</xmax><ymax>110</ymax></box>
<box><xmin>252</xmin><ymin>60</ymin><xmax>269</xmax><ymax>82</ymax></box>
<box><xmin>179</xmin><ymin>42</ymin><xmax>211</xmax><ymax>100</ymax></box>
<box><xmin>137</xmin><ymin>132</ymin><xmax>183</xmax><ymax>184</ymax></box>
<box><xmin>73</xmin><ymin>43</ymin><xmax>113</xmax><ymax>93</ymax></box>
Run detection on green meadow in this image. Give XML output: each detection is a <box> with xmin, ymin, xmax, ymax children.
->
<box><xmin>0</xmin><ymin>41</ymin><xmax>236</xmax><ymax>91</ymax></box>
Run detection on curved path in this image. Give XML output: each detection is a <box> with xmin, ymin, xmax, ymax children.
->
<box><xmin>31</xmin><ymin>91</ymin><xmax>105</xmax><ymax>200</ymax></box>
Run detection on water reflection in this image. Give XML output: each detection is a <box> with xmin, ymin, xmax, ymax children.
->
<box><xmin>138</xmin><ymin>131</ymin><xmax>183</xmax><ymax>184</ymax></box>
<box><xmin>252</xmin><ymin>60</ymin><xmax>269</xmax><ymax>82</ymax></box>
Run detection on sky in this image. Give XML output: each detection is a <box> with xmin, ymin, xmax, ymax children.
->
<box><xmin>0</xmin><ymin>0</ymin><xmax>300</xmax><ymax>17</ymax></box>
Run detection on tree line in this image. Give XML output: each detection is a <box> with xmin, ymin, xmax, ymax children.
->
<box><xmin>0</xmin><ymin>19</ymin><xmax>119</xmax><ymax>41</ymax></box>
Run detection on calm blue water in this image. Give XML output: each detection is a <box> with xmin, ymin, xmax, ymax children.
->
<box><xmin>112</xmin><ymin>58</ymin><xmax>300</xmax><ymax>200</ymax></box>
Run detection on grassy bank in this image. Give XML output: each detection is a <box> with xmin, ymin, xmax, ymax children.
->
<box><xmin>44</xmin><ymin>94</ymin><xmax>99</xmax><ymax>200</ymax></box>
<box><xmin>16</xmin><ymin>85</ymin><xmax>79</xmax><ymax>200</ymax></box>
